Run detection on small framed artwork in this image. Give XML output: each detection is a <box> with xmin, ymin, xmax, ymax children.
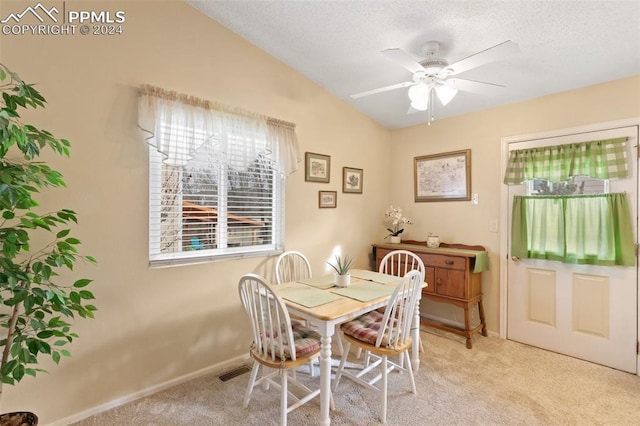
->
<box><xmin>305</xmin><ymin>152</ymin><xmax>331</xmax><ymax>183</ymax></box>
<box><xmin>318</xmin><ymin>191</ymin><xmax>337</xmax><ymax>208</ymax></box>
<box><xmin>414</xmin><ymin>149</ymin><xmax>471</xmax><ymax>202</ymax></box>
<box><xmin>342</xmin><ymin>167</ymin><xmax>363</xmax><ymax>194</ymax></box>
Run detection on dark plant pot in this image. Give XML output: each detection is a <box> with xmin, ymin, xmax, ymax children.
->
<box><xmin>0</xmin><ymin>412</ymin><xmax>38</xmax><ymax>426</ymax></box>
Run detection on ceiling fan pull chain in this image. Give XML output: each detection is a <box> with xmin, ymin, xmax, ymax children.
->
<box><xmin>429</xmin><ymin>89</ymin><xmax>435</xmax><ymax>125</ymax></box>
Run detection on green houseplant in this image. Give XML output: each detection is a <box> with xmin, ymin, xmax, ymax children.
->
<box><xmin>327</xmin><ymin>254</ymin><xmax>353</xmax><ymax>275</ymax></box>
<box><xmin>328</xmin><ymin>254</ymin><xmax>353</xmax><ymax>287</ymax></box>
<box><xmin>0</xmin><ymin>64</ymin><xmax>97</xmax><ymax>408</ymax></box>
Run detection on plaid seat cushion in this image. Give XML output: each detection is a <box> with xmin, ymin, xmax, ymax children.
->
<box><xmin>291</xmin><ymin>321</ymin><xmax>321</xmax><ymax>357</ymax></box>
<box><xmin>262</xmin><ymin>321</ymin><xmax>321</xmax><ymax>360</ymax></box>
<box><xmin>340</xmin><ymin>310</ymin><xmax>388</xmax><ymax>346</ymax></box>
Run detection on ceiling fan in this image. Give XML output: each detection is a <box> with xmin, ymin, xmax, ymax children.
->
<box><xmin>351</xmin><ymin>40</ymin><xmax>519</xmax><ymax>114</ymax></box>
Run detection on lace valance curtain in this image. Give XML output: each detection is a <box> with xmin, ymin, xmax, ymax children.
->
<box><xmin>137</xmin><ymin>85</ymin><xmax>301</xmax><ymax>176</ymax></box>
<box><xmin>503</xmin><ymin>137</ymin><xmax>629</xmax><ymax>184</ymax></box>
<box><xmin>511</xmin><ymin>193</ymin><xmax>635</xmax><ymax>266</ymax></box>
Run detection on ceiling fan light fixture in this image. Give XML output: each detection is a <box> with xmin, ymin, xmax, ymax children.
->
<box><xmin>408</xmin><ymin>83</ymin><xmax>430</xmax><ymax>110</ymax></box>
<box><xmin>411</xmin><ymin>98</ymin><xmax>429</xmax><ymax>111</ymax></box>
<box><xmin>351</xmin><ymin>40</ymin><xmax>518</xmax><ymax>124</ymax></box>
<box><xmin>435</xmin><ymin>84</ymin><xmax>458</xmax><ymax>106</ymax></box>
<box><xmin>408</xmin><ymin>82</ymin><xmax>428</xmax><ymax>99</ymax></box>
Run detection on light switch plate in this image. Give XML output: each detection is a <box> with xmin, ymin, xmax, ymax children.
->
<box><xmin>471</xmin><ymin>193</ymin><xmax>478</xmax><ymax>205</ymax></box>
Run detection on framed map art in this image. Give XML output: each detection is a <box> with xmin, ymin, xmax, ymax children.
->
<box><xmin>414</xmin><ymin>149</ymin><xmax>471</xmax><ymax>202</ymax></box>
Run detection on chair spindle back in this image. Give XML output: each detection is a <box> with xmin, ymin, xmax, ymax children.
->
<box><xmin>238</xmin><ymin>274</ymin><xmax>297</xmax><ymax>362</ymax></box>
<box><xmin>275</xmin><ymin>251</ymin><xmax>312</xmax><ymax>284</ymax></box>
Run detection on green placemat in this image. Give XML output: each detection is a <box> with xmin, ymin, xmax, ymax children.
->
<box><xmin>296</xmin><ymin>275</ymin><xmax>335</xmax><ymax>289</ymax></box>
<box><xmin>351</xmin><ymin>269</ymin><xmax>399</xmax><ymax>284</ymax></box>
<box><xmin>331</xmin><ymin>282</ymin><xmax>395</xmax><ymax>302</ymax></box>
<box><xmin>279</xmin><ymin>286</ymin><xmax>342</xmax><ymax>308</ymax></box>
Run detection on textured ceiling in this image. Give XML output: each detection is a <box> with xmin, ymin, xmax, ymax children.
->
<box><xmin>187</xmin><ymin>0</ymin><xmax>640</xmax><ymax>129</ymax></box>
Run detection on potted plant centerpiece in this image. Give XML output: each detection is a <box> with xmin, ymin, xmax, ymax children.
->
<box><xmin>384</xmin><ymin>205</ymin><xmax>412</xmax><ymax>243</ymax></box>
<box><xmin>0</xmin><ymin>64</ymin><xmax>97</xmax><ymax>422</ymax></box>
<box><xmin>328</xmin><ymin>254</ymin><xmax>353</xmax><ymax>288</ymax></box>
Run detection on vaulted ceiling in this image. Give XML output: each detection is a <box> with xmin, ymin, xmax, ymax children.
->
<box><xmin>187</xmin><ymin>1</ymin><xmax>640</xmax><ymax>129</ymax></box>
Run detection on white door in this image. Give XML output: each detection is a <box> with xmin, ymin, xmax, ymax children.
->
<box><xmin>506</xmin><ymin>124</ymin><xmax>638</xmax><ymax>373</ymax></box>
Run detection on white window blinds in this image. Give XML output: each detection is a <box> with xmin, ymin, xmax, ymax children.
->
<box><xmin>138</xmin><ymin>85</ymin><xmax>299</xmax><ymax>266</ymax></box>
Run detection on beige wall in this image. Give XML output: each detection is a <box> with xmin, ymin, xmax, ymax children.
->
<box><xmin>1</xmin><ymin>0</ymin><xmax>639</xmax><ymax>423</ymax></box>
<box><xmin>391</xmin><ymin>75</ymin><xmax>640</xmax><ymax>332</ymax></box>
<box><xmin>0</xmin><ymin>1</ymin><xmax>391</xmax><ymax>423</ymax></box>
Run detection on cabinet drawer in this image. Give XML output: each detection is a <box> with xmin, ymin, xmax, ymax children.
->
<box><xmin>421</xmin><ymin>254</ymin><xmax>466</xmax><ymax>270</ymax></box>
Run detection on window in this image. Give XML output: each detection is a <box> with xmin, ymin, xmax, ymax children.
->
<box><xmin>527</xmin><ymin>175</ymin><xmax>608</xmax><ymax>196</ymax></box>
<box><xmin>139</xmin><ymin>85</ymin><xmax>299</xmax><ymax>266</ymax></box>
<box><xmin>148</xmin><ymin>129</ymin><xmax>283</xmax><ymax>265</ymax></box>
<box><xmin>506</xmin><ymin>137</ymin><xmax>634</xmax><ymax>266</ymax></box>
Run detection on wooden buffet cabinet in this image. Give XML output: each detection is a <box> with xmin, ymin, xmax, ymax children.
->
<box><xmin>373</xmin><ymin>241</ymin><xmax>489</xmax><ymax>349</ymax></box>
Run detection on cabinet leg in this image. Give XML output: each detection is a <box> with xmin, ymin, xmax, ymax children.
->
<box><xmin>478</xmin><ymin>299</ymin><xmax>488</xmax><ymax>337</ymax></box>
<box><xmin>463</xmin><ymin>306</ymin><xmax>473</xmax><ymax>349</ymax></box>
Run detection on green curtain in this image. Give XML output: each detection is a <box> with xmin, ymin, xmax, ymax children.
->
<box><xmin>511</xmin><ymin>193</ymin><xmax>635</xmax><ymax>266</ymax></box>
<box><xmin>504</xmin><ymin>137</ymin><xmax>629</xmax><ymax>184</ymax></box>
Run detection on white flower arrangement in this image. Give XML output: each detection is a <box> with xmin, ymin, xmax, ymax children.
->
<box><xmin>384</xmin><ymin>205</ymin><xmax>412</xmax><ymax>238</ymax></box>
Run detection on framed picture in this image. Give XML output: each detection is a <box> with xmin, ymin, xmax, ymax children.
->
<box><xmin>318</xmin><ymin>191</ymin><xmax>337</xmax><ymax>208</ymax></box>
<box><xmin>342</xmin><ymin>167</ymin><xmax>363</xmax><ymax>194</ymax></box>
<box><xmin>414</xmin><ymin>149</ymin><xmax>471</xmax><ymax>202</ymax></box>
<box><xmin>305</xmin><ymin>152</ymin><xmax>331</xmax><ymax>183</ymax></box>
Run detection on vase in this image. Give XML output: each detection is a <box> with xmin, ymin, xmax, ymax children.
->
<box><xmin>426</xmin><ymin>234</ymin><xmax>440</xmax><ymax>248</ymax></box>
<box><xmin>389</xmin><ymin>235</ymin><xmax>401</xmax><ymax>244</ymax></box>
<box><xmin>335</xmin><ymin>273</ymin><xmax>351</xmax><ymax>288</ymax></box>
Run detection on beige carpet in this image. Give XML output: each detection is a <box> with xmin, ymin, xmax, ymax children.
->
<box><xmin>72</xmin><ymin>330</ymin><xmax>640</xmax><ymax>425</ymax></box>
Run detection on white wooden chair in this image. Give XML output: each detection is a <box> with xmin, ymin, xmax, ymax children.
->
<box><xmin>379</xmin><ymin>249</ymin><xmax>426</xmax><ymax>353</ymax></box>
<box><xmin>356</xmin><ymin>249</ymin><xmax>426</xmax><ymax>359</ymax></box>
<box><xmin>275</xmin><ymin>250</ymin><xmax>344</xmax><ymax>368</ymax></box>
<box><xmin>238</xmin><ymin>274</ymin><xmax>332</xmax><ymax>426</ymax></box>
<box><xmin>379</xmin><ymin>249</ymin><xmax>425</xmax><ymax>279</ymax></box>
<box><xmin>275</xmin><ymin>250</ymin><xmax>312</xmax><ymax>284</ymax></box>
<box><xmin>332</xmin><ymin>269</ymin><xmax>424</xmax><ymax>424</ymax></box>
<box><xmin>274</xmin><ymin>251</ymin><xmax>317</xmax><ymax>376</ymax></box>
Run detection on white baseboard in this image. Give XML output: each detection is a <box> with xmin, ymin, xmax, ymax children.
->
<box><xmin>51</xmin><ymin>354</ymin><xmax>251</xmax><ymax>426</ymax></box>
<box><xmin>52</xmin><ymin>316</ymin><xmax>501</xmax><ymax>425</ymax></box>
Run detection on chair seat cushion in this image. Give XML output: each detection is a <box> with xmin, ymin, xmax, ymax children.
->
<box><xmin>291</xmin><ymin>321</ymin><xmax>321</xmax><ymax>357</ymax></box>
<box><xmin>340</xmin><ymin>310</ymin><xmax>388</xmax><ymax>346</ymax></box>
<box><xmin>263</xmin><ymin>321</ymin><xmax>321</xmax><ymax>360</ymax></box>
<box><xmin>0</xmin><ymin>412</ymin><xmax>38</xmax><ymax>426</ymax></box>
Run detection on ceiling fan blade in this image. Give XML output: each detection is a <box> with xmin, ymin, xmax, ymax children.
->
<box><xmin>350</xmin><ymin>81</ymin><xmax>414</xmax><ymax>99</ymax></box>
<box><xmin>382</xmin><ymin>48</ymin><xmax>425</xmax><ymax>74</ymax></box>
<box><xmin>445</xmin><ymin>40</ymin><xmax>519</xmax><ymax>76</ymax></box>
<box><xmin>445</xmin><ymin>78</ymin><xmax>506</xmax><ymax>95</ymax></box>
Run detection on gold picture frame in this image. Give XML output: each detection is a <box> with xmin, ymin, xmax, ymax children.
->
<box><xmin>414</xmin><ymin>149</ymin><xmax>471</xmax><ymax>202</ymax></box>
<box><xmin>305</xmin><ymin>152</ymin><xmax>331</xmax><ymax>183</ymax></box>
<box><xmin>319</xmin><ymin>191</ymin><xmax>337</xmax><ymax>208</ymax></box>
<box><xmin>342</xmin><ymin>167</ymin><xmax>363</xmax><ymax>194</ymax></box>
